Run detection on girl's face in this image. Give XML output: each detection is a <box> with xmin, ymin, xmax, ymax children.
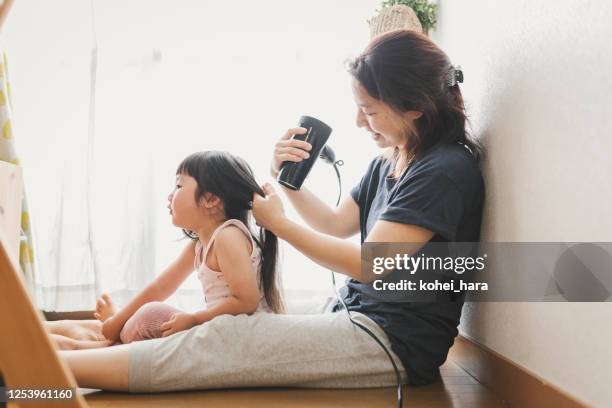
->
<box><xmin>351</xmin><ymin>78</ymin><xmax>422</xmax><ymax>149</ymax></box>
<box><xmin>167</xmin><ymin>173</ymin><xmax>220</xmax><ymax>229</ymax></box>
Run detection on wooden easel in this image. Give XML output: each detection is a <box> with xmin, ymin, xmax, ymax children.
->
<box><xmin>0</xmin><ymin>161</ymin><xmax>87</xmax><ymax>407</ymax></box>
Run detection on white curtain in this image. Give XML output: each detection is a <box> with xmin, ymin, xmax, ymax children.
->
<box><xmin>3</xmin><ymin>0</ymin><xmax>379</xmax><ymax>311</ymax></box>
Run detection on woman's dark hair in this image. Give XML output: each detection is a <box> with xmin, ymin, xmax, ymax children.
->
<box><xmin>176</xmin><ymin>151</ymin><xmax>284</xmax><ymax>314</ymax></box>
<box><xmin>348</xmin><ymin>29</ymin><xmax>482</xmax><ymax>166</ymax></box>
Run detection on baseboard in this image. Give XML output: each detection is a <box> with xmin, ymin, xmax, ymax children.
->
<box><xmin>451</xmin><ymin>335</ymin><xmax>589</xmax><ymax>408</ymax></box>
<box><xmin>43</xmin><ymin>310</ymin><xmax>96</xmax><ymax>321</ymax></box>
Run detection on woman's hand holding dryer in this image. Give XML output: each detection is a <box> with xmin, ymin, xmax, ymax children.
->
<box><xmin>269</xmin><ymin>127</ymin><xmax>312</xmax><ymax>178</ymax></box>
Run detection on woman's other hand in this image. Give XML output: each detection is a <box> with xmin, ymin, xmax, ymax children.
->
<box><xmin>270</xmin><ymin>127</ymin><xmax>312</xmax><ymax>178</ymax></box>
<box><xmin>252</xmin><ymin>183</ymin><xmax>287</xmax><ymax>233</ymax></box>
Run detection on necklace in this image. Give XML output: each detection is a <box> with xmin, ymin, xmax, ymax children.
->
<box><xmin>385</xmin><ymin>151</ymin><xmax>415</xmax><ymax>203</ymax></box>
<box><xmin>389</xmin><ymin>151</ymin><xmax>415</xmax><ymax>180</ymax></box>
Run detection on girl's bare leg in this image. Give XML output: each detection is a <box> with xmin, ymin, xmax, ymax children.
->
<box><xmin>59</xmin><ymin>344</ymin><xmax>130</xmax><ymax>391</ymax></box>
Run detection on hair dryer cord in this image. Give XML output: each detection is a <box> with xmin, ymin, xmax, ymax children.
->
<box><xmin>323</xmin><ymin>148</ymin><xmax>404</xmax><ymax>407</ymax></box>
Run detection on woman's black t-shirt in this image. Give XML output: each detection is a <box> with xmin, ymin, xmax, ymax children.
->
<box><xmin>332</xmin><ymin>141</ymin><xmax>485</xmax><ymax>386</ymax></box>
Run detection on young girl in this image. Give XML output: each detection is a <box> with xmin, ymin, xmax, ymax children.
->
<box><xmin>94</xmin><ymin>150</ymin><xmax>284</xmax><ymax>344</ymax></box>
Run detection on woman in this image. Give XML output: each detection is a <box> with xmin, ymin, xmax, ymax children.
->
<box><xmin>60</xmin><ymin>29</ymin><xmax>484</xmax><ymax>391</ymax></box>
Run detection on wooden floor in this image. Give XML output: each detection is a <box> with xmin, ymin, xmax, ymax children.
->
<box><xmin>82</xmin><ymin>347</ymin><xmax>507</xmax><ymax>408</ymax></box>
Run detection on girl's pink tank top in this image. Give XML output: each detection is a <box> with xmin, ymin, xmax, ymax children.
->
<box><xmin>194</xmin><ymin>219</ymin><xmax>272</xmax><ymax>312</ymax></box>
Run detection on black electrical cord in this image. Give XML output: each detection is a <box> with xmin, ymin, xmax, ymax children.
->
<box><xmin>331</xmin><ymin>273</ymin><xmax>404</xmax><ymax>408</ymax></box>
<box><xmin>319</xmin><ymin>145</ymin><xmax>344</xmax><ymax>206</ymax></box>
<box><xmin>331</xmin><ymin>160</ymin><xmax>343</xmax><ymax>207</ymax></box>
<box><xmin>321</xmin><ymin>147</ymin><xmax>404</xmax><ymax>408</ymax></box>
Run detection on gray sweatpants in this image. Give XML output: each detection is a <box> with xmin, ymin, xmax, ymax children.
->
<box><xmin>128</xmin><ymin>300</ymin><xmax>409</xmax><ymax>392</ymax></box>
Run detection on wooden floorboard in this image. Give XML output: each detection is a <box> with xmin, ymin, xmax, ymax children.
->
<box><xmin>83</xmin><ymin>347</ymin><xmax>508</xmax><ymax>408</ymax></box>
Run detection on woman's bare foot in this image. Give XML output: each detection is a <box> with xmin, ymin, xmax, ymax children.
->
<box><xmin>44</xmin><ymin>320</ymin><xmax>104</xmax><ymax>341</ymax></box>
<box><xmin>94</xmin><ymin>293</ymin><xmax>117</xmax><ymax>322</ymax></box>
<box><xmin>50</xmin><ymin>333</ymin><xmax>115</xmax><ymax>350</ymax></box>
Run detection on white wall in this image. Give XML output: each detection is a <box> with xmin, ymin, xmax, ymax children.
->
<box><xmin>432</xmin><ymin>1</ymin><xmax>612</xmax><ymax>406</ymax></box>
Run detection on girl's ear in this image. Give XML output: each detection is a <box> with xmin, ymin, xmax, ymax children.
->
<box><xmin>201</xmin><ymin>192</ymin><xmax>222</xmax><ymax>209</ymax></box>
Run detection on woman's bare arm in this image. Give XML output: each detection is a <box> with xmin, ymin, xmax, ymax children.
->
<box><xmin>273</xmin><ymin>218</ymin><xmax>433</xmax><ymax>282</ymax></box>
<box><xmin>254</xmin><ymin>183</ymin><xmax>433</xmax><ymax>282</ymax></box>
<box><xmin>280</xmin><ymin>186</ymin><xmax>360</xmax><ymax>238</ymax></box>
<box><xmin>270</xmin><ymin>127</ymin><xmax>360</xmax><ymax>238</ymax></box>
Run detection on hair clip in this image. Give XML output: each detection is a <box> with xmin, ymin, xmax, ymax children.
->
<box><xmin>246</xmin><ymin>200</ymin><xmax>253</xmax><ymax>210</ymax></box>
<box><xmin>447</xmin><ymin>65</ymin><xmax>464</xmax><ymax>87</ymax></box>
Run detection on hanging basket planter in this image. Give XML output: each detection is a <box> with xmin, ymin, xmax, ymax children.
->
<box><xmin>368</xmin><ymin>4</ymin><xmax>424</xmax><ymax>39</ymax></box>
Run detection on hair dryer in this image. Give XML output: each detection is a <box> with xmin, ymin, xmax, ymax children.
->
<box><xmin>277</xmin><ymin>116</ymin><xmax>333</xmax><ymax>191</ymax></box>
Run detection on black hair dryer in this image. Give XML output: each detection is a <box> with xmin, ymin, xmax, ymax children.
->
<box><xmin>277</xmin><ymin>115</ymin><xmax>333</xmax><ymax>191</ymax></box>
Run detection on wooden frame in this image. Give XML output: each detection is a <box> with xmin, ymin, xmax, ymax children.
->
<box><xmin>0</xmin><ymin>162</ymin><xmax>87</xmax><ymax>407</ymax></box>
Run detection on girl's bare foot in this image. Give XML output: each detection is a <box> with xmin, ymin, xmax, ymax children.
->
<box><xmin>94</xmin><ymin>293</ymin><xmax>117</xmax><ymax>322</ymax></box>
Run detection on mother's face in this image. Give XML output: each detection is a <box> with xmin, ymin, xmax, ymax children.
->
<box><xmin>351</xmin><ymin>78</ymin><xmax>422</xmax><ymax>150</ymax></box>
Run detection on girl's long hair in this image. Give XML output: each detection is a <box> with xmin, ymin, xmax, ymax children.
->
<box><xmin>348</xmin><ymin>29</ymin><xmax>482</xmax><ymax>168</ymax></box>
<box><xmin>177</xmin><ymin>151</ymin><xmax>285</xmax><ymax>313</ymax></box>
